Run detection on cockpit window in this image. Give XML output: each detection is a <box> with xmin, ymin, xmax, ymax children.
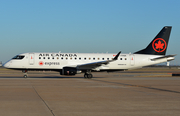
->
<box><xmin>12</xmin><ymin>55</ymin><xmax>25</xmax><ymax>60</ymax></box>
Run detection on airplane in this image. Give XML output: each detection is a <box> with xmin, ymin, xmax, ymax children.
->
<box><xmin>3</xmin><ymin>26</ymin><xmax>175</xmax><ymax>78</ymax></box>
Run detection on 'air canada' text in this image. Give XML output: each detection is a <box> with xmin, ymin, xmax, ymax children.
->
<box><xmin>39</xmin><ymin>53</ymin><xmax>77</xmax><ymax>57</ymax></box>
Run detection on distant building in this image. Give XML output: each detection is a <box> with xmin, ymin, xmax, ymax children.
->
<box><xmin>0</xmin><ymin>62</ymin><xmax>2</xmax><ymax>66</ymax></box>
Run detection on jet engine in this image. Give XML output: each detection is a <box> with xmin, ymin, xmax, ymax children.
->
<box><xmin>60</xmin><ymin>67</ymin><xmax>81</xmax><ymax>75</ymax></box>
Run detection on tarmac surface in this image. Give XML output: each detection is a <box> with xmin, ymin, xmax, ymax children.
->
<box><xmin>0</xmin><ymin>67</ymin><xmax>180</xmax><ymax>116</ymax></box>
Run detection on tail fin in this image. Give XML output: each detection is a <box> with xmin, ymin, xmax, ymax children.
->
<box><xmin>134</xmin><ymin>26</ymin><xmax>172</xmax><ymax>55</ymax></box>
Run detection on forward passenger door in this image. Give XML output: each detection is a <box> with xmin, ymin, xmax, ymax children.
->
<box><xmin>29</xmin><ymin>53</ymin><xmax>35</xmax><ymax>65</ymax></box>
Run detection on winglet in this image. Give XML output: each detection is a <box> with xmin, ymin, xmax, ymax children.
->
<box><xmin>113</xmin><ymin>51</ymin><xmax>121</xmax><ymax>60</ymax></box>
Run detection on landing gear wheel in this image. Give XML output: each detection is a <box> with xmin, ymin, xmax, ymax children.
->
<box><xmin>84</xmin><ymin>70</ymin><xmax>93</xmax><ymax>79</ymax></box>
<box><xmin>87</xmin><ymin>74</ymin><xmax>93</xmax><ymax>79</ymax></box>
<box><xmin>22</xmin><ymin>70</ymin><xmax>28</xmax><ymax>78</ymax></box>
<box><xmin>84</xmin><ymin>74</ymin><xmax>88</xmax><ymax>78</ymax></box>
<box><xmin>23</xmin><ymin>75</ymin><xmax>28</xmax><ymax>78</ymax></box>
<box><xmin>84</xmin><ymin>74</ymin><xmax>93</xmax><ymax>79</ymax></box>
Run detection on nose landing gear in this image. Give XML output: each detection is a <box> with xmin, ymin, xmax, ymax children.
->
<box><xmin>22</xmin><ymin>70</ymin><xmax>28</xmax><ymax>78</ymax></box>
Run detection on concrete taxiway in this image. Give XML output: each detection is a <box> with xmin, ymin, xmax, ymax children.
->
<box><xmin>0</xmin><ymin>67</ymin><xmax>180</xmax><ymax>116</ymax></box>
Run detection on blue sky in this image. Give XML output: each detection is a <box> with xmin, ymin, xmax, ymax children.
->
<box><xmin>0</xmin><ymin>0</ymin><xmax>180</xmax><ymax>65</ymax></box>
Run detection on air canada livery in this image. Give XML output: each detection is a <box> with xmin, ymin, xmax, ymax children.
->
<box><xmin>3</xmin><ymin>26</ymin><xmax>175</xmax><ymax>78</ymax></box>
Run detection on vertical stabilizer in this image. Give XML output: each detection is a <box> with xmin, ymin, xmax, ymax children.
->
<box><xmin>134</xmin><ymin>26</ymin><xmax>172</xmax><ymax>55</ymax></box>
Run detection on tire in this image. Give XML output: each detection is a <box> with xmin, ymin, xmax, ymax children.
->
<box><xmin>87</xmin><ymin>74</ymin><xmax>93</xmax><ymax>79</ymax></box>
<box><xmin>84</xmin><ymin>74</ymin><xmax>88</xmax><ymax>78</ymax></box>
<box><xmin>24</xmin><ymin>75</ymin><xmax>28</xmax><ymax>78</ymax></box>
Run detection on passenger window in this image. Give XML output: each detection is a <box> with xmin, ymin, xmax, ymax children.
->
<box><xmin>52</xmin><ymin>57</ymin><xmax>54</xmax><ymax>59</ymax></box>
<box><xmin>57</xmin><ymin>57</ymin><xmax>59</xmax><ymax>59</ymax></box>
<box><xmin>61</xmin><ymin>57</ymin><xmax>63</xmax><ymax>60</ymax></box>
<box><xmin>75</xmin><ymin>58</ymin><xmax>77</xmax><ymax>60</ymax></box>
<box><xmin>107</xmin><ymin>58</ymin><xmax>109</xmax><ymax>60</ymax></box>
<box><xmin>102</xmin><ymin>58</ymin><xmax>104</xmax><ymax>60</ymax></box>
<box><xmin>43</xmin><ymin>57</ymin><xmax>45</xmax><ymax>59</ymax></box>
<box><xmin>89</xmin><ymin>58</ymin><xmax>91</xmax><ymax>60</ymax></box>
<box><xmin>93</xmin><ymin>58</ymin><xmax>95</xmax><ymax>60</ymax></box>
<box><xmin>120</xmin><ymin>58</ymin><xmax>122</xmax><ymax>60</ymax></box>
<box><xmin>84</xmin><ymin>58</ymin><xmax>86</xmax><ymax>60</ymax></box>
<box><xmin>79</xmin><ymin>58</ymin><xmax>81</xmax><ymax>60</ymax></box>
<box><xmin>39</xmin><ymin>57</ymin><xmax>41</xmax><ymax>59</ymax></box>
<box><xmin>66</xmin><ymin>57</ymin><xmax>68</xmax><ymax>60</ymax></box>
<box><xmin>125</xmin><ymin>58</ymin><xmax>127</xmax><ymax>60</ymax></box>
<box><xmin>48</xmin><ymin>57</ymin><xmax>50</xmax><ymax>59</ymax></box>
<box><xmin>98</xmin><ymin>58</ymin><xmax>100</xmax><ymax>60</ymax></box>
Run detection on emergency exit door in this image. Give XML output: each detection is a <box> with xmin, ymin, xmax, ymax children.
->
<box><xmin>29</xmin><ymin>53</ymin><xmax>35</xmax><ymax>65</ymax></box>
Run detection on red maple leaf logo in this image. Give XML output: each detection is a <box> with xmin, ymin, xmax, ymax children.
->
<box><xmin>39</xmin><ymin>61</ymin><xmax>44</xmax><ymax>66</ymax></box>
<box><xmin>155</xmin><ymin>40</ymin><xmax>164</xmax><ymax>49</ymax></box>
<box><xmin>152</xmin><ymin>38</ymin><xmax>167</xmax><ymax>53</ymax></box>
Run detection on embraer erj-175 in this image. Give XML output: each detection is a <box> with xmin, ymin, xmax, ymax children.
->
<box><xmin>3</xmin><ymin>26</ymin><xmax>175</xmax><ymax>78</ymax></box>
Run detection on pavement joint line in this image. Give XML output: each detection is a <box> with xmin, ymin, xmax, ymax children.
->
<box><xmin>92</xmin><ymin>79</ymin><xmax>180</xmax><ymax>94</ymax></box>
<box><xmin>32</xmin><ymin>86</ymin><xmax>55</xmax><ymax>116</ymax></box>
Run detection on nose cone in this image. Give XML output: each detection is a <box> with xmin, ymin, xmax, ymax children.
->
<box><xmin>3</xmin><ymin>63</ymin><xmax>8</xmax><ymax>68</ymax></box>
<box><xmin>3</xmin><ymin>61</ymin><xmax>11</xmax><ymax>68</ymax></box>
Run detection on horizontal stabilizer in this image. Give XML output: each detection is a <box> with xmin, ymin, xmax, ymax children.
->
<box><xmin>150</xmin><ymin>54</ymin><xmax>176</xmax><ymax>61</ymax></box>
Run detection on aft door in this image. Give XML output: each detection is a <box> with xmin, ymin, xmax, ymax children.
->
<box><xmin>29</xmin><ymin>53</ymin><xmax>35</xmax><ymax>65</ymax></box>
<box><xmin>130</xmin><ymin>54</ymin><xmax>135</xmax><ymax>66</ymax></box>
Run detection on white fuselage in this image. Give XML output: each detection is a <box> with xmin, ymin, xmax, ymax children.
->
<box><xmin>3</xmin><ymin>52</ymin><xmax>174</xmax><ymax>72</ymax></box>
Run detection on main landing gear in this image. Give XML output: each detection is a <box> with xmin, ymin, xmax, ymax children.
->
<box><xmin>84</xmin><ymin>70</ymin><xmax>93</xmax><ymax>79</ymax></box>
<box><xmin>22</xmin><ymin>70</ymin><xmax>28</xmax><ymax>78</ymax></box>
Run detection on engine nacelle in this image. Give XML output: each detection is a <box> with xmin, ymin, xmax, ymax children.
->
<box><xmin>60</xmin><ymin>67</ymin><xmax>81</xmax><ymax>75</ymax></box>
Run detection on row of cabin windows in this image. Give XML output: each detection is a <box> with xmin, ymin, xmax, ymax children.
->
<box><xmin>39</xmin><ymin>57</ymin><xmax>127</xmax><ymax>60</ymax></box>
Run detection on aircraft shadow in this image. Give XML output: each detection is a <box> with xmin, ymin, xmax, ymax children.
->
<box><xmin>0</xmin><ymin>76</ymin><xmax>104</xmax><ymax>79</ymax></box>
<box><xmin>30</xmin><ymin>76</ymin><xmax>104</xmax><ymax>79</ymax></box>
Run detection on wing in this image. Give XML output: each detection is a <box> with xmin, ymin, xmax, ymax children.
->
<box><xmin>76</xmin><ymin>51</ymin><xmax>121</xmax><ymax>70</ymax></box>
